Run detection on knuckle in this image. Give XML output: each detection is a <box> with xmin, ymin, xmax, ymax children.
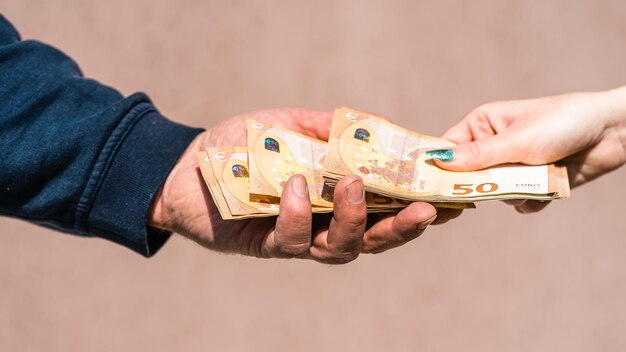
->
<box><xmin>329</xmin><ymin>252</ymin><xmax>359</xmax><ymax>265</ymax></box>
<box><xmin>277</xmin><ymin>242</ymin><xmax>310</xmax><ymax>258</ymax></box>
<box><xmin>402</xmin><ymin>228</ymin><xmax>424</xmax><ymax>241</ymax></box>
<box><xmin>275</xmin><ymin>212</ymin><xmax>311</xmax><ymax>234</ymax></box>
<box><xmin>477</xmin><ymin>102</ymin><xmax>498</xmax><ymax>114</ymax></box>
<box><xmin>274</xmin><ymin>216</ymin><xmax>312</xmax><ymax>258</ymax></box>
<box><xmin>338</xmin><ymin>212</ymin><xmax>367</xmax><ymax>228</ymax></box>
<box><xmin>279</xmin><ymin>205</ymin><xmax>310</xmax><ymax>222</ymax></box>
<box><xmin>467</xmin><ymin>104</ymin><xmax>492</xmax><ymax>123</ymax></box>
<box><xmin>611</xmin><ymin>146</ymin><xmax>626</xmax><ymax>169</ymax></box>
<box><xmin>465</xmin><ymin>142</ymin><xmax>483</xmax><ymax>163</ymax></box>
<box><xmin>315</xmin><ymin>249</ymin><xmax>360</xmax><ymax>265</ymax></box>
<box><xmin>327</xmin><ymin>233</ymin><xmax>363</xmax><ymax>255</ymax></box>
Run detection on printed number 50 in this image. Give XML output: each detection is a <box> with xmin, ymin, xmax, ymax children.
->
<box><xmin>453</xmin><ymin>183</ymin><xmax>499</xmax><ymax>195</ymax></box>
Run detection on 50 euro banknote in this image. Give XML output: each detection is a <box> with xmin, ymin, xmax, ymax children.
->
<box><xmin>197</xmin><ymin>146</ymin><xmax>473</xmax><ymax>220</ymax></box>
<box><xmin>323</xmin><ymin>107</ymin><xmax>570</xmax><ymax>203</ymax></box>
<box><xmin>197</xmin><ymin>147</ymin><xmax>407</xmax><ymax>220</ymax></box>
<box><xmin>246</xmin><ymin>119</ymin><xmax>473</xmax><ymax>211</ymax></box>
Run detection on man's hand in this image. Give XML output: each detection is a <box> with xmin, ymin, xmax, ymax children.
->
<box><xmin>148</xmin><ymin>109</ymin><xmax>461</xmax><ymax>264</ymax></box>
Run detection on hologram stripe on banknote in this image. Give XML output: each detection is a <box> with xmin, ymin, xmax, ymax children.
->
<box><xmin>324</xmin><ymin>107</ymin><xmax>453</xmax><ymax>198</ymax></box>
<box><xmin>247</xmin><ymin>119</ymin><xmax>333</xmax><ymax>207</ymax></box>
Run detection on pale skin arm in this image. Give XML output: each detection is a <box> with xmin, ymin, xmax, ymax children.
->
<box><xmin>429</xmin><ymin>87</ymin><xmax>626</xmax><ymax>213</ymax></box>
<box><xmin>148</xmin><ymin>109</ymin><xmax>462</xmax><ymax>264</ymax></box>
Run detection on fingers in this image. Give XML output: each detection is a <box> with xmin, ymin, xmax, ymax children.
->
<box><xmin>514</xmin><ymin>200</ymin><xmax>552</xmax><ymax>214</ymax></box>
<box><xmin>503</xmin><ymin>199</ymin><xmax>552</xmax><ymax>213</ymax></box>
<box><xmin>437</xmin><ymin>103</ymin><xmax>525</xmax><ymax>171</ymax></box>
<box><xmin>261</xmin><ymin>175</ymin><xmax>445</xmax><ymax>263</ymax></box>
<box><xmin>503</xmin><ymin>199</ymin><xmax>526</xmax><ymax>206</ymax></box>
<box><xmin>428</xmin><ymin>132</ymin><xmax>523</xmax><ymax>171</ymax></box>
<box><xmin>309</xmin><ymin>174</ymin><xmax>367</xmax><ymax>264</ymax></box>
<box><xmin>441</xmin><ymin>119</ymin><xmax>474</xmax><ymax>144</ymax></box>
<box><xmin>441</xmin><ymin>104</ymin><xmax>503</xmax><ymax>144</ymax></box>
<box><xmin>361</xmin><ymin>202</ymin><xmax>437</xmax><ymax>254</ymax></box>
<box><xmin>431</xmin><ymin>207</ymin><xmax>463</xmax><ymax>225</ymax></box>
<box><xmin>262</xmin><ymin>175</ymin><xmax>312</xmax><ymax>258</ymax></box>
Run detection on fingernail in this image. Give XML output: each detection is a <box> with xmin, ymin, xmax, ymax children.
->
<box><xmin>426</xmin><ymin>149</ymin><xmax>454</xmax><ymax>162</ymax></box>
<box><xmin>346</xmin><ymin>180</ymin><xmax>364</xmax><ymax>204</ymax></box>
<box><xmin>417</xmin><ymin>214</ymin><xmax>437</xmax><ymax>230</ymax></box>
<box><xmin>291</xmin><ymin>175</ymin><xmax>308</xmax><ymax>198</ymax></box>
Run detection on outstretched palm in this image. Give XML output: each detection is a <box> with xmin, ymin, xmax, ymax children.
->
<box><xmin>150</xmin><ymin>109</ymin><xmax>455</xmax><ymax>263</ymax></box>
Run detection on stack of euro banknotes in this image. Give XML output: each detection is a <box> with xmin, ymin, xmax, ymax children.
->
<box><xmin>197</xmin><ymin>107</ymin><xmax>570</xmax><ymax>219</ymax></box>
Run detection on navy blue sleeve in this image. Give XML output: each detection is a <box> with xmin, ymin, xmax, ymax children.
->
<box><xmin>0</xmin><ymin>15</ymin><xmax>204</xmax><ymax>256</ymax></box>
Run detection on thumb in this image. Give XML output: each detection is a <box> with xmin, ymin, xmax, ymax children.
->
<box><xmin>427</xmin><ymin>134</ymin><xmax>519</xmax><ymax>171</ymax></box>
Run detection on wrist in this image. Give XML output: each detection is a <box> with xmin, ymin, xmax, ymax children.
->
<box><xmin>147</xmin><ymin>130</ymin><xmax>211</xmax><ymax>232</ymax></box>
<box><xmin>148</xmin><ymin>187</ymin><xmax>167</xmax><ymax>230</ymax></box>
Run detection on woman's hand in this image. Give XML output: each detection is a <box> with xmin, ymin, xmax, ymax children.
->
<box><xmin>148</xmin><ymin>109</ymin><xmax>461</xmax><ymax>264</ymax></box>
<box><xmin>431</xmin><ymin>87</ymin><xmax>626</xmax><ymax>213</ymax></box>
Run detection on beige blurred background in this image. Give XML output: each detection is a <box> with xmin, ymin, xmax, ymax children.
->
<box><xmin>2</xmin><ymin>1</ymin><xmax>626</xmax><ymax>351</ymax></box>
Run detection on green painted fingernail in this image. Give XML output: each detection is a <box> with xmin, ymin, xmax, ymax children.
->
<box><xmin>426</xmin><ymin>149</ymin><xmax>454</xmax><ymax>162</ymax></box>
